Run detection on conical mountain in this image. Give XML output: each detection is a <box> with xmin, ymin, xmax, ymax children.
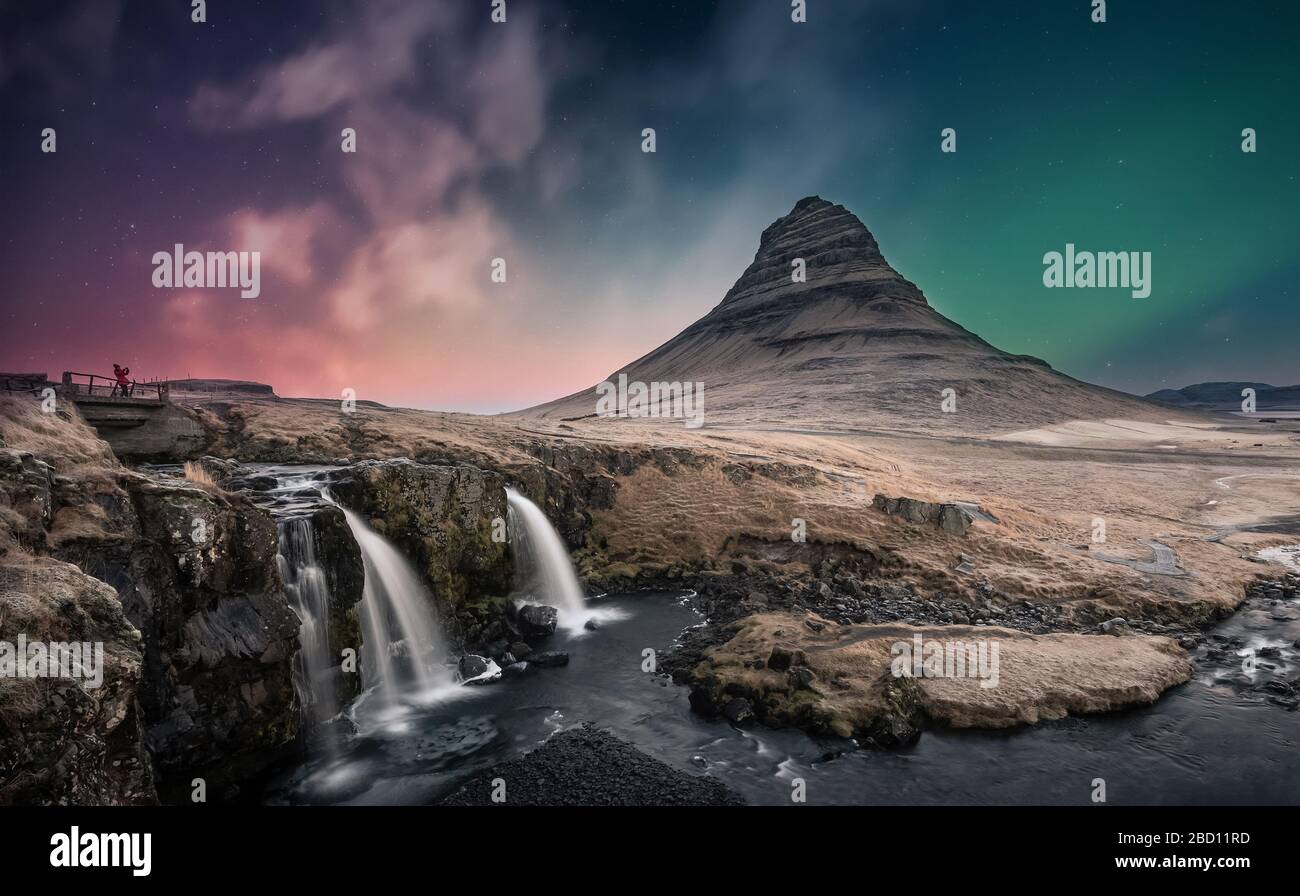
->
<box><xmin>523</xmin><ymin>197</ymin><xmax>1174</xmax><ymax>434</ymax></box>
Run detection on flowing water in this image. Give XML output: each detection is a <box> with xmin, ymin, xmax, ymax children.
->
<box><xmin>332</xmin><ymin>502</ymin><xmax>454</xmax><ymax>705</ymax></box>
<box><xmin>258</xmin><ymin>466</ymin><xmax>456</xmax><ymax>748</ymax></box>
<box><xmin>163</xmin><ymin>464</ymin><xmax>1300</xmax><ymax>805</ymax></box>
<box><xmin>263</xmin><ymin>587</ymin><xmax>1300</xmax><ymax>805</ymax></box>
<box><xmin>262</xmin><ymin>467</ymin><xmax>346</xmax><ymax>749</ymax></box>
<box><xmin>505</xmin><ymin>487</ymin><xmax>622</xmax><ymax>633</ymax></box>
<box><xmin>276</xmin><ymin>517</ymin><xmax>339</xmax><ymax>742</ymax></box>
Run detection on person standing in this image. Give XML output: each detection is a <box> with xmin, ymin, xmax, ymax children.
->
<box><xmin>112</xmin><ymin>364</ymin><xmax>132</xmax><ymax>397</ymax></box>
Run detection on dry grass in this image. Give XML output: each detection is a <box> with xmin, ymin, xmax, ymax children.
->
<box><xmin>701</xmin><ymin>612</ymin><xmax>1194</xmax><ymax>733</ymax></box>
<box><xmin>183</xmin><ymin>393</ymin><xmax>1300</xmax><ymax>623</ymax></box>
<box><xmin>0</xmin><ymin>396</ymin><xmax>118</xmax><ymax>471</ymax></box>
<box><xmin>183</xmin><ymin>460</ymin><xmax>218</xmax><ymax>489</ymax></box>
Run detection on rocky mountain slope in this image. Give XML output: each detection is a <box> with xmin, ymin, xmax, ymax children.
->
<box><xmin>524</xmin><ymin>196</ymin><xmax>1180</xmax><ymax>434</ymax></box>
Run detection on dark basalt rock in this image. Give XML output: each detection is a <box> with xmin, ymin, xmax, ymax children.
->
<box><xmin>0</xmin><ymin>556</ymin><xmax>154</xmax><ymax>805</ymax></box>
<box><xmin>324</xmin><ymin>459</ymin><xmax>512</xmax><ymax>652</ymax></box>
<box><xmin>2</xmin><ymin>413</ymin><xmax>309</xmax><ymax>803</ymax></box>
<box><xmin>36</xmin><ymin>463</ymin><xmax>302</xmax><ymax>799</ymax></box>
<box><xmin>528</xmin><ymin>651</ymin><xmax>570</xmax><ymax>668</ymax></box>
<box><xmin>787</xmin><ymin>666</ymin><xmax>817</xmax><ymax>691</ymax></box>
<box><xmin>766</xmin><ymin>646</ymin><xmax>807</xmax><ymax>671</ymax></box>
<box><xmin>437</xmin><ymin>724</ymin><xmax>744</xmax><ymax>806</ymax></box>
<box><xmin>516</xmin><ymin>603</ymin><xmax>558</xmax><ymax>638</ymax></box>
<box><xmin>722</xmin><ymin>697</ymin><xmax>754</xmax><ymax>725</ymax></box>
<box><xmin>118</xmin><ymin>478</ymin><xmax>301</xmax><ymax>793</ymax></box>
<box><xmin>457</xmin><ymin>654</ymin><xmax>491</xmax><ymax>681</ymax></box>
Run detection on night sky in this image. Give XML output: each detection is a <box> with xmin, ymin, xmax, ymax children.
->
<box><xmin>1</xmin><ymin>0</ymin><xmax>1297</xmax><ymax>412</ymax></box>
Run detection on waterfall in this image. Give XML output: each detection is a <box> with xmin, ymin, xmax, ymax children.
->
<box><xmin>334</xmin><ymin>503</ymin><xmax>453</xmax><ymax>703</ymax></box>
<box><xmin>505</xmin><ymin>488</ymin><xmax>592</xmax><ymax>633</ymax></box>
<box><xmin>276</xmin><ymin>516</ymin><xmax>339</xmax><ymax>740</ymax></box>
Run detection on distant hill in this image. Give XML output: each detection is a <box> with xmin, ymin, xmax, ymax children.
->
<box><xmin>165</xmin><ymin>378</ymin><xmax>277</xmax><ymax>397</ymax></box>
<box><xmin>521</xmin><ymin>196</ymin><xmax>1182</xmax><ymax>434</ymax></box>
<box><xmin>1145</xmin><ymin>382</ymin><xmax>1300</xmax><ymax>410</ymax></box>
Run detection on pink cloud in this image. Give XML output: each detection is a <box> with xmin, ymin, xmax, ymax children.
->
<box><xmin>328</xmin><ymin>200</ymin><xmax>513</xmax><ymax>330</ymax></box>
<box><xmin>227</xmin><ymin>203</ymin><xmax>340</xmax><ymax>285</ymax></box>
<box><xmin>338</xmin><ymin>102</ymin><xmax>481</xmax><ymax>221</ymax></box>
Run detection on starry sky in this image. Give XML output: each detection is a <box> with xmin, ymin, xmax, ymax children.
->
<box><xmin>1</xmin><ymin>0</ymin><xmax>1297</xmax><ymax>412</ymax></box>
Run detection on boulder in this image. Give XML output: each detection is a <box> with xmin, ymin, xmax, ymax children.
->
<box><xmin>528</xmin><ymin>651</ymin><xmax>570</xmax><ymax>668</ymax></box>
<box><xmin>787</xmin><ymin>667</ymin><xmax>817</xmax><ymax>691</ymax></box>
<box><xmin>457</xmin><ymin>654</ymin><xmax>491</xmax><ymax>681</ymax></box>
<box><xmin>872</xmin><ymin>493</ymin><xmax>973</xmax><ymax>536</ymax></box>
<box><xmin>517</xmin><ymin>603</ymin><xmax>559</xmax><ymax>638</ymax></box>
<box><xmin>722</xmin><ymin>697</ymin><xmax>754</xmax><ymax>724</ymax></box>
<box><xmin>1099</xmin><ymin>617</ymin><xmax>1132</xmax><ymax>636</ymax></box>
<box><xmin>502</xmin><ymin>661</ymin><xmax>535</xmax><ymax>678</ymax></box>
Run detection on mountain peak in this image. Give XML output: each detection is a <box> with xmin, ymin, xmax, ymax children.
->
<box><xmin>757</xmin><ymin>196</ymin><xmax>877</xmax><ymax>254</ymax></box>
<box><xmin>524</xmin><ymin>196</ymin><xmax>1163</xmax><ymax>434</ymax></box>
<box><xmin>790</xmin><ymin>194</ymin><xmax>832</xmax><ymax>214</ymax></box>
<box><xmin>717</xmin><ymin>196</ymin><xmax>918</xmax><ymax>315</ymax></box>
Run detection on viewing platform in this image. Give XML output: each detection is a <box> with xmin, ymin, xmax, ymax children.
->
<box><xmin>61</xmin><ymin>371</ymin><xmax>170</xmax><ymax>406</ymax></box>
<box><xmin>52</xmin><ymin>371</ymin><xmax>206</xmax><ymax>460</ymax></box>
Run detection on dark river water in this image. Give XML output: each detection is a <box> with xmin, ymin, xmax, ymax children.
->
<box><xmin>264</xmin><ymin>590</ymin><xmax>1300</xmax><ymax>806</ymax></box>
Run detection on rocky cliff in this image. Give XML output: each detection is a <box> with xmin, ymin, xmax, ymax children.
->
<box><xmin>0</xmin><ymin>398</ymin><xmax>302</xmax><ymax>803</ymax></box>
<box><xmin>0</xmin><ymin>553</ymin><xmax>153</xmax><ymax>804</ymax></box>
<box><xmin>326</xmin><ymin>459</ymin><xmax>512</xmax><ymax>650</ymax></box>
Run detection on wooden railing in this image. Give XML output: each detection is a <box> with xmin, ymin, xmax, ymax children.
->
<box><xmin>61</xmin><ymin>372</ymin><xmax>168</xmax><ymax>403</ymax></box>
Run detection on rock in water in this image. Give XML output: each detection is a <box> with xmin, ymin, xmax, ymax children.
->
<box><xmin>528</xmin><ymin>651</ymin><xmax>570</xmax><ymax>668</ymax></box>
<box><xmin>457</xmin><ymin>655</ymin><xmax>491</xmax><ymax>681</ymax></box>
<box><xmin>723</xmin><ymin>698</ymin><xmax>754</xmax><ymax>724</ymax></box>
<box><xmin>517</xmin><ymin>603</ymin><xmax>559</xmax><ymax>638</ymax></box>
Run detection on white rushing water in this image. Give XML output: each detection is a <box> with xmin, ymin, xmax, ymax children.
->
<box><xmin>276</xmin><ymin>516</ymin><xmax>339</xmax><ymax>742</ymax></box>
<box><xmin>506</xmin><ymin>487</ymin><xmax>606</xmax><ymax>634</ymax></box>
<box><xmin>1258</xmin><ymin>545</ymin><xmax>1300</xmax><ymax>575</ymax></box>
<box><xmin>333</xmin><ymin>502</ymin><xmax>454</xmax><ymax>704</ymax></box>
